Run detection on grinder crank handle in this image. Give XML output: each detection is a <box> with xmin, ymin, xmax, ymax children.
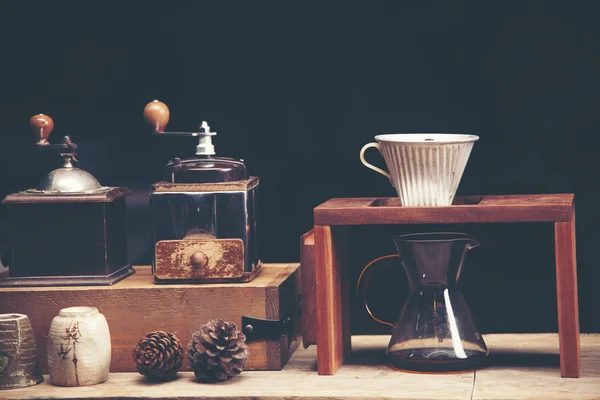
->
<box><xmin>356</xmin><ymin>253</ymin><xmax>400</xmax><ymax>327</ymax></box>
<box><xmin>143</xmin><ymin>99</ymin><xmax>214</xmax><ymax>138</ymax></box>
<box><xmin>30</xmin><ymin>114</ymin><xmax>54</xmax><ymax>146</ymax></box>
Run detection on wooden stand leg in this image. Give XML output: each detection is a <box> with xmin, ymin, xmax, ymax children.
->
<box><xmin>314</xmin><ymin>225</ymin><xmax>350</xmax><ymax>375</ymax></box>
<box><xmin>339</xmin><ymin>228</ymin><xmax>352</xmax><ymax>357</ymax></box>
<box><xmin>554</xmin><ymin>220</ymin><xmax>580</xmax><ymax>378</ymax></box>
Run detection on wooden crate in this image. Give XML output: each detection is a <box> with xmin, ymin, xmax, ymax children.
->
<box><xmin>0</xmin><ymin>264</ymin><xmax>301</xmax><ymax>372</ymax></box>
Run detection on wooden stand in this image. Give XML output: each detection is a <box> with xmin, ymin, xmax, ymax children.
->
<box><xmin>313</xmin><ymin>194</ymin><xmax>580</xmax><ymax>377</ymax></box>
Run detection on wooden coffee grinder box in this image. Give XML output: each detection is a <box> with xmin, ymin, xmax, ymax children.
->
<box><xmin>0</xmin><ymin>114</ymin><xmax>134</xmax><ymax>287</ymax></box>
<box><xmin>144</xmin><ymin>100</ymin><xmax>261</xmax><ymax>283</ymax></box>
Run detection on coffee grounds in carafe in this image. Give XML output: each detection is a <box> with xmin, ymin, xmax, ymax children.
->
<box><xmin>387</xmin><ymin>338</ymin><xmax>488</xmax><ymax>372</ymax></box>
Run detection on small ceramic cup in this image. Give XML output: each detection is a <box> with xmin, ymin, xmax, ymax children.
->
<box><xmin>47</xmin><ymin>306</ymin><xmax>111</xmax><ymax>387</ymax></box>
<box><xmin>0</xmin><ymin>313</ymin><xmax>44</xmax><ymax>390</ymax></box>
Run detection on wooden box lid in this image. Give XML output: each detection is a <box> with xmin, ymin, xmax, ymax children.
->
<box><xmin>152</xmin><ymin>176</ymin><xmax>259</xmax><ymax>193</ymax></box>
<box><xmin>2</xmin><ymin>187</ymin><xmax>132</xmax><ymax>204</ymax></box>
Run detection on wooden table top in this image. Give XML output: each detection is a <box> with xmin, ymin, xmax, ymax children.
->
<box><xmin>4</xmin><ymin>333</ymin><xmax>599</xmax><ymax>400</ymax></box>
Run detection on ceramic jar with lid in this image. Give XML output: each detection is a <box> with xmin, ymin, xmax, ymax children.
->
<box><xmin>47</xmin><ymin>306</ymin><xmax>111</xmax><ymax>387</ymax></box>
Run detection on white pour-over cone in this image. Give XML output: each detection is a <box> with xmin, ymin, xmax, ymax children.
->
<box><xmin>360</xmin><ymin>133</ymin><xmax>479</xmax><ymax>206</ymax></box>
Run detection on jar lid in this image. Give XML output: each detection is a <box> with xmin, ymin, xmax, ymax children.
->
<box><xmin>163</xmin><ymin>156</ymin><xmax>247</xmax><ymax>184</ymax></box>
<box><xmin>58</xmin><ymin>306</ymin><xmax>99</xmax><ymax>318</ymax></box>
<box><xmin>35</xmin><ymin>166</ymin><xmax>103</xmax><ymax>193</ymax></box>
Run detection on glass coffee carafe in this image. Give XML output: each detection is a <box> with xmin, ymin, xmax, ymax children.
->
<box><xmin>357</xmin><ymin>232</ymin><xmax>488</xmax><ymax>372</ymax></box>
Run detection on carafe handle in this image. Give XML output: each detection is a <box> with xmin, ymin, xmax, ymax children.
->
<box><xmin>356</xmin><ymin>253</ymin><xmax>399</xmax><ymax>327</ymax></box>
<box><xmin>359</xmin><ymin>142</ymin><xmax>391</xmax><ymax>180</ymax></box>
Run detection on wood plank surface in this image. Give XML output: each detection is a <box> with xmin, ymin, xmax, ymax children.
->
<box><xmin>554</xmin><ymin>219</ymin><xmax>581</xmax><ymax>377</ymax></box>
<box><xmin>473</xmin><ymin>334</ymin><xmax>599</xmax><ymax>400</ymax></box>
<box><xmin>314</xmin><ymin>194</ymin><xmax>575</xmax><ymax>225</ymax></box>
<box><xmin>4</xmin><ymin>334</ymin><xmax>599</xmax><ymax>400</ymax></box>
<box><xmin>0</xmin><ymin>264</ymin><xmax>300</xmax><ymax>372</ymax></box>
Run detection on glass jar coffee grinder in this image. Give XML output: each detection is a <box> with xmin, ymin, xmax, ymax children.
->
<box><xmin>0</xmin><ymin>114</ymin><xmax>134</xmax><ymax>286</ymax></box>
<box><xmin>144</xmin><ymin>100</ymin><xmax>261</xmax><ymax>283</ymax></box>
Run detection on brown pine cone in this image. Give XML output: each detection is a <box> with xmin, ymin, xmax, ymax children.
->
<box><xmin>133</xmin><ymin>331</ymin><xmax>184</xmax><ymax>380</ymax></box>
<box><xmin>187</xmin><ymin>319</ymin><xmax>249</xmax><ymax>382</ymax></box>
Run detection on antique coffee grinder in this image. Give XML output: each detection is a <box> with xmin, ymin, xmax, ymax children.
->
<box><xmin>144</xmin><ymin>100</ymin><xmax>261</xmax><ymax>283</ymax></box>
<box><xmin>0</xmin><ymin>114</ymin><xmax>134</xmax><ymax>286</ymax></box>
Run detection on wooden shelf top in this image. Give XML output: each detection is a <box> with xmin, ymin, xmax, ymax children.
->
<box><xmin>0</xmin><ymin>265</ymin><xmax>297</xmax><ymax>293</ymax></box>
<box><xmin>314</xmin><ymin>194</ymin><xmax>575</xmax><ymax>225</ymax></box>
<box><xmin>4</xmin><ymin>333</ymin><xmax>599</xmax><ymax>400</ymax></box>
<box><xmin>2</xmin><ymin>187</ymin><xmax>132</xmax><ymax>204</ymax></box>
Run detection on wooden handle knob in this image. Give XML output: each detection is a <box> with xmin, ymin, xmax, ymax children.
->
<box><xmin>144</xmin><ymin>100</ymin><xmax>170</xmax><ymax>132</ymax></box>
<box><xmin>30</xmin><ymin>114</ymin><xmax>54</xmax><ymax>145</ymax></box>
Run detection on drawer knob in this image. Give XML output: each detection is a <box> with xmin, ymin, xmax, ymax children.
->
<box><xmin>190</xmin><ymin>251</ymin><xmax>208</xmax><ymax>270</ymax></box>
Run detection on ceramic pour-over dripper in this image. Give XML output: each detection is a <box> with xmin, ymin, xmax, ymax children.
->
<box><xmin>360</xmin><ymin>134</ymin><xmax>479</xmax><ymax>206</ymax></box>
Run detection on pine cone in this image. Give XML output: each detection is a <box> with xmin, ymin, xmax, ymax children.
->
<box><xmin>133</xmin><ymin>331</ymin><xmax>184</xmax><ymax>380</ymax></box>
<box><xmin>187</xmin><ymin>319</ymin><xmax>249</xmax><ymax>382</ymax></box>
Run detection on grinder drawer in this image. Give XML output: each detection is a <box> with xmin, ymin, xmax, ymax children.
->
<box><xmin>155</xmin><ymin>239</ymin><xmax>244</xmax><ymax>281</ymax></box>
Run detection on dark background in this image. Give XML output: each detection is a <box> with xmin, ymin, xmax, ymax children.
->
<box><xmin>0</xmin><ymin>1</ymin><xmax>598</xmax><ymax>334</ymax></box>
